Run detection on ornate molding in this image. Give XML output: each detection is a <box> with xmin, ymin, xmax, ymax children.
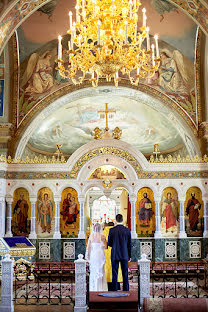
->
<box><xmin>70</xmin><ymin>146</ymin><xmax>142</xmax><ymax>179</ymax></box>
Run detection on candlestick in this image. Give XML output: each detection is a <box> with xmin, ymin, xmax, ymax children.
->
<box><xmin>151</xmin><ymin>43</ymin><xmax>155</xmax><ymax>66</ymax></box>
<box><xmin>142</xmin><ymin>8</ymin><xmax>146</xmax><ymax>28</ymax></box>
<box><xmin>97</xmin><ymin>20</ymin><xmax>101</xmax><ymax>44</ymax></box>
<box><xmin>146</xmin><ymin>27</ymin><xmax>150</xmax><ymax>50</ymax></box>
<box><xmin>82</xmin><ymin>0</ymin><xmax>85</xmax><ymax>9</ymax></box>
<box><xmin>71</xmin><ymin>26</ymin><xmax>75</xmax><ymax>49</ymax></box>
<box><xmin>69</xmin><ymin>11</ymin><xmax>73</xmax><ymax>30</ymax></box>
<box><xmin>68</xmin><ymin>40</ymin><xmax>71</xmax><ymax>50</ymax></box>
<box><xmin>93</xmin><ymin>0</ymin><xmax>96</xmax><ymax>17</ymax></box>
<box><xmin>83</xmin><ymin>9</ymin><xmax>86</xmax><ymax>21</ymax></box>
<box><xmin>58</xmin><ymin>35</ymin><xmax>62</xmax><ymax>59</ymax></box>
<box><xmin>129</xmin><ymin>0</ymin><xmax>133</xmax><ymax>18</ymax></box>
<box><xmin>137</xmin><ymin>67</ymin><xmax>139</xmax><ymax>75</ymax></box>
<box><xmin>125</xmin><ymin>21</ymin><xmax>128</xmax><ymax>44</ymax></box>
<box><xmin>75</xmin><ymin>5</ymin><xmax>79</xmax><ymax>23</ymax></box>
<box><xmin>154</xmin><ymin>34</ymin><xmax>159</xmax><ymax>57</ymax></box>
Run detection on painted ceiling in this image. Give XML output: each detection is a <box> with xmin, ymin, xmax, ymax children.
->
<box><xmin>15</xmin><ymin>0</ymin><xmax>199</xmax><ymax>132</ymax></box>
<box><xmin>23</xmin><ymin>94</ymin><xmax>187</xmax><ymax>157</ymax></box>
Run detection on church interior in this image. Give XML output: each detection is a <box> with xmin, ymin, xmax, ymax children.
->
<box><xmin>0</xmin><ymin>0</ymin><xmax>208</xmax><ymax>310</ymax></box>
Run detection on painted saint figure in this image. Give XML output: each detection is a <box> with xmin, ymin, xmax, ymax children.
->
<box><xmin>162</xmin><ymin>192</ymin><xmax>178</xmax><ymax>231</ymax></box>
<box><xmin>13</xmin><ymin>193</ymin><xmax>29</xmax><ymax>234</ymax></box>
<box><xmin>21</xmin><ymin>52</ymin><xmax>54</xmax><ymax>94</ymax></box>
<box><xmin>186</xmin><ymin>193</ymin><xmax>201</xmax><ymax>231</ymax></box>
<box><xmin>62</xmin><ymin>193</ymin><xmax>79</xmax><ymax>225</ymax></box>
<box><xmin>38</xmin><ymin>193</ymin><xmax>53</xmax><ymax>233</ymax></box>
<box><xmin>138</xmin><ymin>193</ymin><xmax>153</xmax><ymax>227</ymax></box>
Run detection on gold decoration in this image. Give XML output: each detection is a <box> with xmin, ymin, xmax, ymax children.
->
<box><xmin>112</xmin><ymin>127</ymin><xmax>122</xmax><ymax>139</ymax></box>
<box><xmin>102</xmin><ymin>178</ymin><xmax>112</xmax><ymax>189</ymax></box>
<box><xmin>55</xmin><ymin>144</ymin><xmax>63</xmax><ymax>160</ymax></box>
<box><xmin>98</xmin><ymin>103</ymin><xmax>116</xmax><ymax>131</ymax></box>
<box><xmin>57</xmin><ymin>0</ymin><xmax>160</xmax><ymax>88</ymax></box>
<box><xmin>149</xmin><ymin>154</ymin><xmax>208</xmax><ymax>163</ymax></box>
<box><xmin>93</xmin><ymin>127</ymin><xmax>102</xmax><ymax>139</ymax></box>
<box><xmin>14</xmin><ymin>258</ymin><xmax>34</xmax><ymax>281</ymax></box>
<box><xmin>0</xmin><ymin>155</ymin><xmax>66</xmax><ymax>164</ymax></box>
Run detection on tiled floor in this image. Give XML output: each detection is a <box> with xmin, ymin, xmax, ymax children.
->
<box><xmin>14</xmin><ymin>305</ymin><xmax>73</xmax><ymax>312</ymax></box>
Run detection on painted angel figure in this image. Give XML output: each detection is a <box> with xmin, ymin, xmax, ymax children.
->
<box><xmin>20</xmin><ymin>51</ymin><xmax>54</xmax><ymax>94</ymax></box>
<box><xmin>158</xmin><ymin>49</ymin><xmax>194</xmax><ymax>94</ymax></box>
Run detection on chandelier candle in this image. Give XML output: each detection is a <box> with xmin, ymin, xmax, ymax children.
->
<box><xmin>57</xmin><ymin>0</ymin><xmax>160</xmax><ymax>87</ymax></box>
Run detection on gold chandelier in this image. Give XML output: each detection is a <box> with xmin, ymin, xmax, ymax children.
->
<box><xmin>57</xmin><ymin>0</ymin><xmax>160</xmax><ymax>87</ymax></box>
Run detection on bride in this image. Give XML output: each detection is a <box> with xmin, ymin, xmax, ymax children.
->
<box><xmin>85</xmin><ymin>223</ymin><xmax>108</xmax><ymax>291</ymax></box>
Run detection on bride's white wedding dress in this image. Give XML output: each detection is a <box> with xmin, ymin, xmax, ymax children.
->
<box><xmin>86</xmin><ymin>228</ymin><xmax>108</xmax><ymax>291</ymax></box>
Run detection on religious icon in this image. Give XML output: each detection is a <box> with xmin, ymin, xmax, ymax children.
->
<box><xmin>185</xmin><ymin>187</ymin><xmax>203</xmax><ymax>237</ymax></box>
<box><xmin>136</xmin><ymin>188</ymin><xmax>155</xmax><ymax>236</ymax></box>
<box><xmin>36</xmin><ymin>188</ymin><xmax>54</xmax><ymax>237</ymax></box>
<box><xmin>89</xmin><ymin>165</ymin><xmax>125</xmax><ymax>180</ymax></box>
<box><xmin>61</xmin><ymin>193</ymin><xmax>79</xmax><ymax>225</ymax></box>
<box><xmin>138</xmin><ymin>193</ymin><xmax>153</xmax><ymax>227</ymax></box>
<box><xmin>12</xmin><ymin>188</ymin><xmax>30</xmax><ymax>236</ymax></box>
<box><xmin>160</xmin><ymin>188</ymin><xmax>179</xmax><ymax>237</ymax></box>
<box><xmin>60</xmin><ymin>188</ymin><xmax>79</xmax><ymax>237</ymax></box>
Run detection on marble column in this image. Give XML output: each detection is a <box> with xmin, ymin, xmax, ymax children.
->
<box><xmin>0</xmin><ymin>198</ymin><xmax>6</xmax><ymax>237</ymax></box>
<box><xmin>1</xmin><ymin>254</ymin><xmax>14</xmax><ymax>312</ymax></box>
<box><xmin>29</xmin><ymin>198</ymin><xmax>37</xmax><ymax>239</ymax></box>
<box><xmin>53</xmin><ymin>197</ymin><xmax>61</xmax><ymax>239</ymax></box>
<box><xmin>154</xmin><ymin>200</ymin><xmax>162</xmax><ymax>238</ymax></box>
<box><xmin>78</xmin><ymin>196</ymin><xmax>86</xmax><ymax>239</ymax></box>
<box><xmin>179</xmin><ymin>199</ymin><xmax>187</xmax><ymax>238</ymax></box>
<box><xmin>129</xmin><ymin>195</ymin><xmax>137</xmax><ymax>239</ymax></box>
<box><xmin>138</xmin><ymin>253</ymin><xmax>150</xmax><ymax>307</ymax></box>
<box><xmin>203</xmin><ymin>198</ymin><xmax>208</xmax><ymax>238</ymax></box>
<box><xmin>74</xmin><ymin>254</ymin><xmax>87</xmax><ymax>312</ymax></box>
<box><xmin>5</xmin><ymin>197</ymin><xmax>12</xmax><ymax>237</ymax></box>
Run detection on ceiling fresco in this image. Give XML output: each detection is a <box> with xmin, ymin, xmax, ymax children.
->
<box><xmin>22</xmin><ymin>94</ymin><xmax>187</xmax><ymax>157</ymax></box>
<box><xmin>15</xmin><ymin>0</ymin><xmax>199</xmax><ymax>130</ymax></box>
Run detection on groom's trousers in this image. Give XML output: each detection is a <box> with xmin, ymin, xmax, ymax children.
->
<box><xmin>111</xmin><ymin>259</ymin><xmax>129</xmax><ymax>291</ymax></box>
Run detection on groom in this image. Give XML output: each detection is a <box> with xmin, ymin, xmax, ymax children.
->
<box><xmin>108</xmin><ymin>214</ymin><xmax>131</xmax><ymax>291</ymax></box>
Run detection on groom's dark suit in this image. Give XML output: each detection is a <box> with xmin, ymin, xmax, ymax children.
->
<box><xmin>108</xmin><ymin>224</ymin><xmax>131</xmax><ymax>291</ymax></box>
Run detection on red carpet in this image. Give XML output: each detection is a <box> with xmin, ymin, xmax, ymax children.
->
<box><xmin>144</xmin><ymin>298</ymin><xmax>208</xmax><ymax>312</ymax></box>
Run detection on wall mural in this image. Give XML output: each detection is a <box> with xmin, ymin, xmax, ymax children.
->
<box><xmin>60</xmin><ymin>187</ymin><xmax>79</xmax><ymax>237</ymax></box>
<box><xmin>136</xmin><ymin>187</ymin><xmax>155</xmax><ymax>237</ymax></box>
<box><xmin>0</xmin><ymin>53</ymin><xmax>4</xmax><ymax>117</ymax></box>
<box><xmin>16</xmin><ymin>0</ymin><xmax>198</xmax><ymax>126</ymax></box>
<box><xmin>89</xmin><ymin>165</ymin><xmax>126</xmax><ymax>180</ymax></box>
<box><xmin>160</xmin><ymin>187</ymin><xmax>179</xmax><ymax>237</ymax></box>
<box><xmin>36</xmin><ymin>187</ymin><xmax>54</xmax><ymax>238</ymax></box>
<box><xmin>12</xmin><ymin>187</ymin><xmax>31</xmax><ymax>236</ymax></box>
<box><xmin>185</xmin><ymin>187</ymin><xmax>203</xmax><ymax>237</ymax></box>
<box><xmin>22</xmin><ymin>95</ymin><xmax>186</xmax><ymax>157</ymax></box>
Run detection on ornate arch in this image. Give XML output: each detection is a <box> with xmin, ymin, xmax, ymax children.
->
<box><xmin>14</xmin><ymin>84</ymin><xmax>201</xmax><ymax>159</ymax></box>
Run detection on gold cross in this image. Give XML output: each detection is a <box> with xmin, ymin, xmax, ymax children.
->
<box><xmin>98</xmin><ymin>103</ymin><xmax>116</xmax><ymax>131</ymax></box>
<box><xmin>55</xmin><ymin>144</ymin><xmax>62</xmax><ymax>157</ymax></box>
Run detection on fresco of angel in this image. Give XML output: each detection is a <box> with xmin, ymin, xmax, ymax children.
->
<box><xmin>20</xmin><ymin>51</ymin><xmax>54</xmax><ymax>94</ymax></box>
<box><xmin>158</xmin><ymin>49</ymin><xmax>194</xmax><ymax>94</ymax></box>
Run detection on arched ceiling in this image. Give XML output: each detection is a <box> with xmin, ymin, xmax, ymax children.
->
<box><xmin>0</xmin><ymin>0</ymin><xmax>206</xmax><ymax>158</ymax></box>
<box><xmin>0</xmin><ymin>0</ymin><xmax>207</xmax><ymax>56</ymax></box>
<box><xmin>16</xmin><ymin>86</ymin><xmax>200</xmax><ymax>159</ymax></box>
